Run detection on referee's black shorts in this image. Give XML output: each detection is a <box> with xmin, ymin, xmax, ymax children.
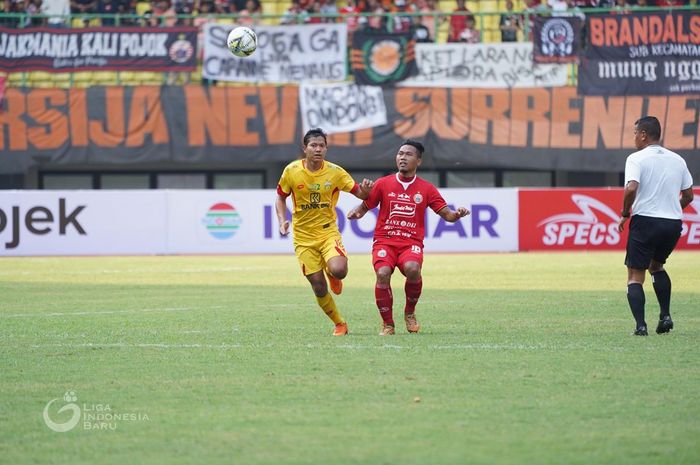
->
<box><xmin>625</xmin><ymin>215</ymin><xmax>683</xmax><ymax>269</ymax></box>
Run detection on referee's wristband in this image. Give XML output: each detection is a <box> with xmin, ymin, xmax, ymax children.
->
<box><xmin>621</xmin><ymin>210</ymin><xmax>631</xmax><ymax>218</ymax></box>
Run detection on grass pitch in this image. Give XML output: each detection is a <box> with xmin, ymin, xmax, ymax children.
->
<box><xmin>1</xmin><ymin>252</ymin><xmax>699</xmax><ymax>465</ymax></box>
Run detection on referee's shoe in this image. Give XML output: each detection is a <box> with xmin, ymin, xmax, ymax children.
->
<box><xmin>656</xmin><ymin>316</ymin><xmax>674</xmax><ymax>334</ymax></box>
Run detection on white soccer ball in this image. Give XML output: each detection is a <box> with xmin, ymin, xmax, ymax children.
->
<box><xmin>227</xmin><ymin>26</ymin><xmax>257</xmax><ymax>58</ymax></box>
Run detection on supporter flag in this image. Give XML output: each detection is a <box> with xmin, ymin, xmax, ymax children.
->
<box><xmin>533</xmin><ymin>16</ymin><xmax>582</xmax><ymax>64</ymax></box>
<box><xmin>351</xmin><ymin>31</ymin><xmax>418</xmax><ymax>86</ymax></box>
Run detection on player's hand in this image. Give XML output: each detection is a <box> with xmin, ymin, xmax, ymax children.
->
<box><xmin>359</xmin><ymin>178</ymin><xmax>374</xmax><ymax>194</ymax></box>
<box><xmin>456</xmin><ymin>207</ymin><xmax>470</xmax><ymax>217</ymax></box>
<box><xmin>279</xmin><ymin>220</ymin><xmax>290</xmax><ymax>236</ymax></box>
<box><xmin>347</xmin><ymin>206</ymin><xmax>366</xmax><ymax>220</ymax></box>
<box><xmin>618</xmin><ymin>215</ymin><xmax>628</xmax><ymax>232</ymax></box>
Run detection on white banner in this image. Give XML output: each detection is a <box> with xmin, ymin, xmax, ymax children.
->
<box><xmin>0</xmin><ymin>189</ymin><xmax>518</xmax><ymax>256</ymax></box>
<box><xmin>399</xmin><ymin>42</ymin><xmax>569</xmax><ymax>88</ymax></box>
<box><xmin>299</xmin><ymin>82</ymin><xmax>387</xmax><ymax>135</ymax></box>
<box><xmin>202</xmin><ymin>23</ymin><xmax>347</xmax><ymax>83</ymax></box>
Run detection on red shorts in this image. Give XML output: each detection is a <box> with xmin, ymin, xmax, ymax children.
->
<box><xmin>372</xmin><ymin>240</ymin><xmax>424</xmax><ymax>272</ymax></box>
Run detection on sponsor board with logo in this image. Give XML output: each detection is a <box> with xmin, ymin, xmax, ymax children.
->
<box><xmin>519</xmin><ymin>188</ymin><xmax>700</xmax><ymax>251</ymax></box>
<box><xmin>0</xmin><ymin>189</ymin><xmax>517</xmax><ymax>255</ymax></box>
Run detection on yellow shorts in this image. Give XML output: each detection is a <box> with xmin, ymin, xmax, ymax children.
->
<box><xmin>295</xmin><ymin>234</ymin><xmax>348</xmax><ymax>276</ymax></box>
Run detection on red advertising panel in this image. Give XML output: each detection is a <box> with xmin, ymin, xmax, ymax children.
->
<box><xmin>519</xmin><ymin>188</ymin><xmax>700</xmax><ymax>251</ymax></box>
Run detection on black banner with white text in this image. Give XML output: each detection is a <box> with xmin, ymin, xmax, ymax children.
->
<box><xmin>0</xmin><ymin>27</ymin><xmax>198</xmax><ymax>72</ymax></box>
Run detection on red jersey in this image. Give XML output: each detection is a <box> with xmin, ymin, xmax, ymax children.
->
<box><xmin>364</xmin><ymin>173</ymin><xmax>448</xmax><ymax>245</ymax></box>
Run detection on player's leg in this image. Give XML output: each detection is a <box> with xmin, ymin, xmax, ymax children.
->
<box><xmin>297</xmin><ymin>244</ymin><xmax>347</xmax><ymax>335</ymax></box>
<box><xmin>649</xmin><ymin>219</ymin><xmax>683</xmax><ymax>334</ymax></box>
<box><xmin>624</xmin><ymin>216</ymin><xmax>653</xmax><ymax>336</ymax></box>
<box><xmin>321</xmin><ymin>236</ymin><xmax>348</xmax><ymax>295</ymax></box>
<box><xmin>373</xmin><ymin>244</ymin><xmax>398</xmax><ymax>335</ymax></box>
<box><xmin>397</xmin><ymin>244</ymin><xmax>424</xmax><ymax>333</ymax></box>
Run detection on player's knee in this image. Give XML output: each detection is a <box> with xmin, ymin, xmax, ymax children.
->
<box><xmin>329</xmin><ymin>265</ymin><xmax>348</xmax><ymax>280</ymax></box>
<box><xmin>376</xmin><ymin>267</ymin><xmax>392</xmax><ymax>283</ymax></box>
<box><xmin>403</xmin><ymin>263</ymin><xmax>422</xmax><ymax>280</ymax></box>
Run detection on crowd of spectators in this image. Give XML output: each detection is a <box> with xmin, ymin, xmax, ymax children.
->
<box><xmin>0</xmin><ymin>0</ymin><xmax>695</xmax><ymax>43</ymax></box>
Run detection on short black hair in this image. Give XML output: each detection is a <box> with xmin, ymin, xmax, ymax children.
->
<box><xmin>402</xmin><ymin>139</ymin><xmax>424</xmax><ymax>158</ymax></box>
<box><xmin>303</xmin><ymin>128</ymin><xmax>327</xmax><ymax>146</ymax></box>
<box><xmin>635</xmin><ymin>116</ymin><xmax>661</xmax><ymax>141</ymax></box>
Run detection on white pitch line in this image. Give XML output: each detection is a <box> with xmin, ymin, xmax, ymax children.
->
<box><xmin>29</xmin><ymin>342</ymin><xmax>242</xmax><ymax>349</ymax></box>
<box><xmin>1</xmin><ymin>306</ymin><xmax>224</xmax><ymax>318</ymax></box>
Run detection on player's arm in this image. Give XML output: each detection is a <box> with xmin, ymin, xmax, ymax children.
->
<box><xmin>680</xmin><ymin>187</ymin><xmax>694</xmax><ymax>210</ymax></box>
<box><xmin>437</xmin><ymin>206</ymin><xmax>470</xmax><ymax>223</ymax></box>
<box><xmin>275</xmin><ymin>191</ymin><xmax>291</xmax><ymax>236</ymax></box>
<box><xmin>618</xmin><ymin>180</ymin><xmax>639</xmax><ymax>232</ymax></box>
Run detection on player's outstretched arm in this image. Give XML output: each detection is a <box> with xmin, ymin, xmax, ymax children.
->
<box><xmin>275</xmin><ymin>195</ymin><xmax>290</xmax><ymax>236</ymax></box>
<box><xmin>347</xmin><ymin>202</ymin><xmax>369</xmax><ymax>220</ymax></box>
<box><xmin>438</xmin><ymin>206</ymin><xmax>470</xmax><ymax>223</ymax></box>
<box><xmin>354</xmin><ymin>178</ymin><xmax>374</xmax><ymax>200</ymax></box>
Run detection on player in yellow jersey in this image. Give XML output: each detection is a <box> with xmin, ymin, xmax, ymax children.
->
<box><xmin>275</xmin><ymin>128</ymin><xmax>373</xmax><ymax>336</ymax></box>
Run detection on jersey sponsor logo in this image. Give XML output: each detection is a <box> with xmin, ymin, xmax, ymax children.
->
<box><xmin>681</xmin><ymin>199</ymin><xmax>700</xmax><ymax>245</ymax></box>
<box><xmin>413</xmin><ymin>193</ymin><xmax>423</xmax><ymax>203</ymax></box>
<box><xmin>377</xmin><ymin>248</ymin><xmax>387</xmax><ymax>258</ymax></box>
<box><xmin>389</xmin><ymin>201</ymin><xmax>416</xmax><ymax>219</ymax></box>
<box><xmin>397</xmin><ymin>193</ymin><xmax>411</xmax><ymax>201</ymax></box>
<box><xmin>308</xmin><ymin>183</ymin><xmax>321</xmax><ymax>191</ymax></box>
<box><xmin>388</xmin><ymin>192</ymin><xmax>396</xmax><ymax>198</ymax></box>
<box><xmin>297</xmin><ymin>184</ymin><xmax>304</xmax><ymax>190</ymax></box>
<box><xmin>537</xmin><ymin>194</ymin><xmax>620</xmax><ymax>246</ymax></box>
<box><xmin>310</xmin><ymin>192</ymin><xmax>321</xmax><ymax>204</ymax></box>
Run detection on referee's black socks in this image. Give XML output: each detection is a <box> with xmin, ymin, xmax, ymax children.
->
<box><xmin>627</xmin><ymin>283</ymin><xmax>646</xmax><ymax>329</ymax></box>
<box><xmin>651</xmin><ymin>270</ymin><xmax>672</xmax><ymax>319</ymax></box>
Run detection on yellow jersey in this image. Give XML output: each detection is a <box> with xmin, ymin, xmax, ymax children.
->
<box><xmin>277</xmin><ymin>159</ymin><xmax>358</xmax><ymax>245</ymax></box>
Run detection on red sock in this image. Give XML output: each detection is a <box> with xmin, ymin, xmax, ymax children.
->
<box><xmin>375</xmin><ymin>283</ymin><xmax>394</xmax><ymax>326</ymax></box>
<box><xmin>404</xmin><ymin>279</ymin><xmax>422</xmax><ymax>314</ymax></box>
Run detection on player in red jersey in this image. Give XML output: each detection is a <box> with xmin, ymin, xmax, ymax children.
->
<box><xmin>347</xmin><ymin>140</ymin><xmax>470</xmax><ymax>335</ymax></box>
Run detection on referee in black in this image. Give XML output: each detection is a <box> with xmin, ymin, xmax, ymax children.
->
<box><xmin>618</xmin><ymin>116</ymin><xmax>694</xmax><ymax>336</ymax></box>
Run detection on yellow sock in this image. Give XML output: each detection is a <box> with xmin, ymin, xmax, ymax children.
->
<box><xmin>316</xmin><ymin>293</ymin><xmax>344</xmax><ymax>325</ymax></box>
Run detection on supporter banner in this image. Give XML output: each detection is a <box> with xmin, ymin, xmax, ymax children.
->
<box><xmin>0</xmin><ymin>27</ymin><xmax>197</xmax><ymax>72</ymax></box>
<box><xmin>579</xmin><ymin>11</ymin><xmax>700</xmax><ymax>95</ymax></box>
<box><xmin>351</xmin><ymin>31</ymin><xmax>418</xmax><ymax>86</ymax></box>
<box><xmin>400</xmin><ymin>42</ymin><xmax>568</xmax><ymax>88</ymax></box>
<box><xmin>518</xmin><ymin>188</ymin><xmax>700</xmax><ymax>251</ymax></box>
<box><xmin>202</xmin><ymin>23</ymin><xmax>347</xmax><ymax>83</ymax></box>
<box><xmin>0</xmin><ymin>188</ymin><xmax>518</xmax><ymax>255</ymax></box>
<box><xmin>299</xmin><ymin>82</ymin><xmax>387</xmax><ymax>135</ymax></box>
<box><xmin>533</xmin><ymin>16</ymin><xmax>582</xmax><ymax>64</ymax></box>
<box><xmin>1</xmin><ymin>86</ymin><xmax>699</xmax><ymax>176</ymax></box>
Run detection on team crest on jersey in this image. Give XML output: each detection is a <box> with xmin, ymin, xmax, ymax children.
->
<box><xmin>413</xmin><ymin>193</ymin><xmax>423</xmax><ymax>203</ymax></box>
<box><xmin>324</xmin><ymin>181</ymin><xmax>332</xmax><ymax>190</ymax></box>
<box><xmin>377</xmin><ymin>249</ymin><xmax>387</xmax><ymax>258</ymax></box>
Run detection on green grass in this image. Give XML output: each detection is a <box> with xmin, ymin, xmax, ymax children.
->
<box><xmin>1</xmin><ymin>252</ymin><xmax>699</xmax><ymax>465</ymax></box>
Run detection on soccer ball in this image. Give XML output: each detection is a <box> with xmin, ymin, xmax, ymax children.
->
<box><xmin>227</xmin><ymin>26</ymin><xmax>257</xmax><ymax>58</ymax></box>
